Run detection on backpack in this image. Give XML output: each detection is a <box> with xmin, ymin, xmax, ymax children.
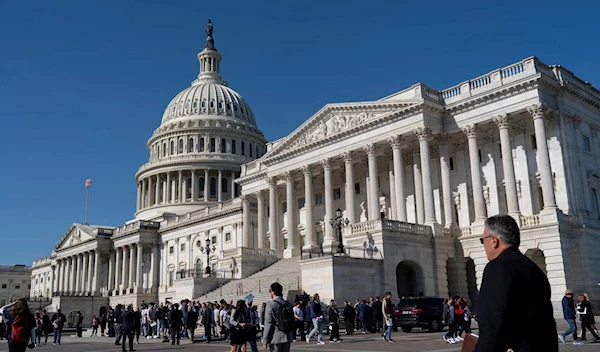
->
<box><xmin>273</xmin><ymin>300</ymin><xmax>295</xmax><ymax>333</ymax></box>
<box><xmin>11</xmin><ymin>314</ymin><xmax>30</xmax><ymax>343</ymax></box>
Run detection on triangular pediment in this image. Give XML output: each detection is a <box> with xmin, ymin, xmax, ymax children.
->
<box><xmin>54</xmin><ymin>223</ymin><xmax>97</xmax><ymax>251</ymax></box>
<box><xmin>262</xmin><ymin>101</ymin><xmax>420</xmax><ymax>160</ymax></box>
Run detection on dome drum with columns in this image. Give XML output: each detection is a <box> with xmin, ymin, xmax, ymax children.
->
<box><xmin>135</xmin><ymin>24</ymin><xmax>266</xmax><ymax>220</ymax></box>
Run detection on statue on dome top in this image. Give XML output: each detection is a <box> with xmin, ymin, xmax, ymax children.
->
<box><xmin>205</xmin><ymin>19</ymin><xmax>215</xmax><ymax>50</ymax></box>
<box><xmin>206</xmin><ymin>19</ymin><xmax>213</xmax><ymax>37</ymax></box>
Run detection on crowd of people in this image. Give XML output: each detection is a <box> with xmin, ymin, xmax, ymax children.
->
<box><xmin>441</xmin><ymin>296</ymin><xmax>473</xmax><ymax>344</ymax></box>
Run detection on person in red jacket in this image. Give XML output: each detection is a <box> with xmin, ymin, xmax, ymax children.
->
<box><xmin>453</xmin><ymin>298</ymin><xmax>465</xmax><ymax>342</ymax></box>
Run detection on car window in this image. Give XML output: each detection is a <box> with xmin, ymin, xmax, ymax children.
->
<box><xmin>398</xmin><ymin>299</ymin><xmax>416</xmax><ymax>307</ymax></box>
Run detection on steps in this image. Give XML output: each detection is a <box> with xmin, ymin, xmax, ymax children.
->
<box><xmin>198</xmin><ymin>258</ymin><xmax>303</xmax><ymax>304</ymax></box>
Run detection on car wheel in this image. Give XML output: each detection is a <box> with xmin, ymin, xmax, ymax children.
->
<box><xmin>401</xmin><ymin>327</ymin><xmax>412</xmax><ymax>333</ymax></box>
<box><xmin>429</xmin><ymin>319</ymin><xmax>441</xmax><ymax>332</ymax></box>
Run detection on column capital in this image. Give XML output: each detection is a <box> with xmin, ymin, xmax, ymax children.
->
<box><xmin>282</xmin><ymin>170</ymin><xmax>293</xmax><ymax>182</ymax></box>
<box><xmin>413</xmin><ymin>126</ymin><xmax>432</xmax><ymax>141</ymax></box>
<box><xmin>462</xmin><ymin>124</ymin><xmax>478</xmax><ymax>139</ymax></box>
<box><xmin>565</xmin><ymin>111</ymin><xmax>582</xmax><ymax>129</ymax></box>
<box><xmin>591</xmin><ymin>124</ymin><xmax>600</xmax><ymax>137</ymax></box>
<box><xmin>436</xmin><ymin>132</ymin><xmax>450</xmax><ymax>146</ymax></box>
<box><xmin>363</xmin><ymin>143</ymin><xmax>377</xmax><ymax>156</ymax></box>
<box><xmin>254</xmin><ymin>190</ymin><xmax>265</xmax><ymax>200</ymax></box>
<box><xmin>493</xmin><ymin>113</ymin><xmax>511</xmax><ymax>129</ymax></box>
<box><xmin>320</xmin><ymin>158</ymin><xmax>331</xmax><ymax>169</ymax></box>
<box><xmin>527</xmin><ymin>102</ymin><xmax>547</xmax><ymax>120</ymax></box>
<box><xmin>265</xmin><ymin>176</ymin><xmax>277</xmax><ymax>186</ymax></box>
<box><xmin>387</xmin><ymin>135</ymin><xmax>403</xmax><ymax>148</ymax></box>
<box><xmin>340</xmin><ymin>151</ymin><xmax>353</xmax><ymax>164</ymax></box>
<box><xmin>240</xmin><ymin>194</ymin><xmax>250</xmax><ymax>204</ymax></box>
<box><xmin>301</xmin><ymin>165</ymin><xmax>312</xmax><ymax>176</ymax></box>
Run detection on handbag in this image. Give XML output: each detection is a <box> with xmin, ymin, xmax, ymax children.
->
<box><xmin>461</xmin><ymin>333</ymin><xmax>478</xmax><ymax>352</ymax></box>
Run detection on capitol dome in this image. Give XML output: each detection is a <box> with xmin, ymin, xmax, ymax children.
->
<box><xmin>134</xmin><ymin>20</ymin><xmax>266</xmax><ymax>220</ymax></box>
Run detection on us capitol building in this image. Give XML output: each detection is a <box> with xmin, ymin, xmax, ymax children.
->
<box><xmin>29</xmin><ymin>22</ymin><xmax>600</xmax><ymax>324</ymax></box>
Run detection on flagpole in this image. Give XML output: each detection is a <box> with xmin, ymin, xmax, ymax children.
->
<box><xmin>85</xmin><ymin>186</ymin><xmax>89</xmax><ymax>225</ymax></box>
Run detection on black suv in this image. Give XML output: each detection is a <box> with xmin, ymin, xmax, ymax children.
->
<box><xmin>394</xmin><ymin>297</ymin><xmax>445</xmax><ymax>332</ymax></box>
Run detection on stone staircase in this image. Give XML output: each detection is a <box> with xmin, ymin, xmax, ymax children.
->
<box><xmin>197</xmin><ymin>257</ymin><xmax>303</xmax><ymax>305</ymax></box>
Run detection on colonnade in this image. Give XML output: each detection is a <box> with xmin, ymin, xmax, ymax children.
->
<box><xmin>241</xmin><ymin>103</ymin><xmax>557</xmax><ymax>257</ymax></box>
<box><xmin>54</xmin><ymin>250</ymin><xmax>100</xmax><ymax>296</ymax></box>
<box><xmin>137</xmin><ymin>169</ymin><xmax>238</xmax><ymax>211</ymax></box>
<box><xmin>107</xmin><ymin>243</ymin><xmax>159</xmax><ymax>295</ymax></box>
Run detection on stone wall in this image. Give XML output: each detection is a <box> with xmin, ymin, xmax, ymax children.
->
<box><xmin>52</xmin><ymin>296</ymin><xmax>109</xmax><ymax>328</ymax></box>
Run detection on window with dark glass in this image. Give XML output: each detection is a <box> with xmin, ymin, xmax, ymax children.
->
<box><xmin>241</xmin><ymin>142</ymin><xmax>245</xmax><ymax>156</ymax></box>
<box><xmin>210</xmin><ymin>177</ymin><xmax>217</xmax><ymax>197</ymax></box>
<box><xmin>249</xmin><ymin>143</ymin><xmax>253</xmax><ymax>157</ymax></box>
<box><xmin>222</xmin><ymin>178</ymin><xmax>228</xmax><ymax>192</ymax></box>
<box><xmin>221</xmin><ymin>138</ymin><xmax>226</xmax><ymax>153</ymax></box>
<box><xmin>232</xmin><ymin>140</ymin><xmax>237</xmax><ymax>154</ymax></box>
<box><xmin>210</xmin><ymin>138</ymin><xmax>216</xmax><ymax>152</ymax></box>
<box><xmin>178</xmin><ymin>139</ymin><xmax>183</xmax><ymax>153</ymax></box>
<box><xmin>199</xmin><ymin>178</ymin><xmax>205</xmax><ymax>197</ymax></box>
<box><xmin>333</xmin><ymin>188</ymin><xmax>342</xmax><ymax>200</ymax></box>
<box><xmin>315</xmin><ymin>193</ymin><xmax>323</xmax><ymax>205</ymax></box>
<box><xmin>298</xmin><ymin>197</ymin><xmax>306</xmax><ymax>209</ymax></box>
<box><xmin>170</xmin><ymin>141</ymin><xmax>174</xmax><ymax>155</ymax></box>
<box><xmin>188</xmin><ymin>138</ymin><xmax>194</xmax><ymax>152</ymax></box>
<box><xmin>199</xmin><ymin>138</ymin><xmax>205</xmax><ymax>152</ymax></box>
<box><xmin>163</xmin><ymin>143</ymin><xmax>166</xmax><ymax>157</ymax></box>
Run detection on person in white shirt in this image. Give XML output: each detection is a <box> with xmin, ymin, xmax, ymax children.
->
<box><xmin>141</xmin><ymin>305</ymin><xmax>149</xmax><ymax>338</ymax></box>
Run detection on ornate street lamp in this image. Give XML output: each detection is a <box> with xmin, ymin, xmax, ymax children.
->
<box><xmin>329</xmin><ymin>208</ymin><xmax>349</xmax><ymax>254</ymax></box>
<box><xmin>200</xmin><ymin>237</ymin><xmax>216</xmax><ymax>276</ymax></box>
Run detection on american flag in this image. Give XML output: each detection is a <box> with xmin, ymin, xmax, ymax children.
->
<box><xmin>85</xmin><ymin>178</ymin><xmax>92</xmax><ymax>189</ymax></box>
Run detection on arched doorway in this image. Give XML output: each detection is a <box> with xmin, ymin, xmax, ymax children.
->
<box><xmin>396</xmin><ymin>261</ymin><xmax>423</xmax><ymax>298</ymax></box>
<box><xmin>446</xmin><ymin>258</ymin><xmax>459</xmax><ymax>298</ymax></box>
<box><xmin>525</xmin><ymin>249</ymin><xmax>547</xmax><ymax>276</ymax></box>
<box><xmin>465</xmin><ymin>258</ymin><xmax>478</xmax><ymax>310</ymax></box>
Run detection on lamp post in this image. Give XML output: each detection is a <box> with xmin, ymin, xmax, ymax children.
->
<box><xmin>329</xmin><ymin>208</ymin><xmax>349</xmax><ymax>254</ymax></box>
<box><xmin>200</xmin><ymin>237</ymin><xmax>216</xmax><ymax>276</ymax></box>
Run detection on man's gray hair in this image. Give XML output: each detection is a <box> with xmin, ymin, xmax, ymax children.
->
<box><xmin>484</xmin><ymin>214</ymin><xmax>520</xmax><ymax>247</ymax></box>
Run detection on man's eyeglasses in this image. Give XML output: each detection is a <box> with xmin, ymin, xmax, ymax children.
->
<box><xmin>480</xmin><ymin>236</ymin><xmax>494</xmax><ymax>244</ymax></box>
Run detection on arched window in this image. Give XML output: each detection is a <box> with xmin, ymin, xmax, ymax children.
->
<box><xmin>249</xmin><ymin>143</ymin><xmax>253</xmax><ymax>157</ymax></box>
<box><xmin>210</xmin><ymin>177</ymin><xmax>217</xmax><ymax>197</ymax></box>
<box><xmin>231</xmin><ymin>140</ymin><xmax>237</xmax><ymax>154</ymax></box>
<box><xmin>199</xmin><ymin>177</ymin><xmax>205</xmax><ymax>198</ymax></box>
<box><xmin>195</xmin><ymin>258</ymin><xmax>203</xmax><ymax>276</ymax></box>
<box><xmin>187</xmin><ymin>138</ymin><xmax>194</xmax><ymax>152</ymax></box>
<box><xmin>178</xmin><ymin>139</ymin><xmax>183</xmax><ymax>153</ymax></box>
<box><xmin>199</xmin><ymin>138</ymin><xmax>205</xmax><ymax>152</ymax></box>
<box><xmin>157</xmin><ymin>144</ymin><xmax>161</xmax><ymax>158</ymax></box>
<box><xmin>170</xmin><ymin>141</ymin><xmax>174</xmax><ymax>155</ymax></box>
<box><xmin>163</xmin><ymin>143</ymin><xmax>166</xmax><ymax>157</ymax></box>
<box><xmin>222</xmin><ymin>177</ymin><xmax>228</xmax><ymax>193</ymax></box>
<box><xmin>241</xmin><ymin>141</ymin><xmax>245</xmax><ymax>156</ymax></box>
<box><xmin>221</xmin><ymin>138</ymin><xmax>226</xmax><ymax>153</ymax></box>
<box><xmin>209</xmin><ymin>138</ymin><xmax>216</xmax><ymax>152</ymax></box>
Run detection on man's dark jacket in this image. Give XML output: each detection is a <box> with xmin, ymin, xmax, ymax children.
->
<box><xmin>562</xmin><ymin>296</ymin><xmax>576</xmax><ymax>320</ymax></box>
<box><xmin>120</xmin><ymin>310</ymin><xmax>134</xmax><ymax>331</ymax></box>
<box><xmin>475</xmin><ymin>247</ymin><xmax>558</xmax><ymax>352</ymax></box>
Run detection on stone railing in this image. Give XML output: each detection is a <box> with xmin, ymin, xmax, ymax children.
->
<box><xmin>137</xmin><ymin>153</ymin><xmax>249</xmax><ymax>173</ymax></box>
<box><xmin>32</xmin><ymin>256</ymin><xmax>54</xmax><ymax>268</ymax></box>
<box><xmin>519</xmin><ymin>214</ymin><xmax>541</xmax><ymax>228</ymax></box>
<box><xmin>113</xmin><ymin>220</ymin><xmax>160</xmax><ymax>237</ymax></box>
<box><xmin>460</xmin><ymin>227</ymin><xmax>472</xmax><ymax>237</ymax></box>
<box><xmin>347</xmin><ymin>219</ymin><xmax>432</xmax><ymax>237</ymax></box>
<box><xmin>221</xmin><ymin>247</ymin><xmax>278</xmax><ymax>258</ymax></box>
<box><xmin>159</xmin><ymin>198</ymin><xmax>242</xmax><ymax>229</ymax></box>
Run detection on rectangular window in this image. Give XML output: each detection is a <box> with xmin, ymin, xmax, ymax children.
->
<box><xmin>181</xmin><ymin>243</ymin><xmax>186</xmax><ymax>252</ymax></box>
<box><xmin>531</xmin><ymin>134</ymin><xmax>537</xmax><ymax>150</ymax></box>
<box><xmin>282</xmin><ymin>202</ymin><xmax>287</xmax><ymax>213</ymax></box>
<box><xmin>169</xmin><ymin>246</ymin><xmax>174</xmax><ymax>255</ymax></box>
<box><xmin>1</xmin><ymin>284</ymin><xmax>6</xmax><ymax>289</ymax></box>
<box><xmin>298</xmin><ymin>197</ymin><xmax>306</xmax><ymax>209</ymax></box>
<box><xmin>333</xmin><ymin>188</ymin><xmax>342</xmax><ymax>200</ymax></box>
<box><xmin>449</xmin><ymin>157</ymin><xmax>455</xmax><ymax>171</ymax></box>
<box><xmin>225</xmin><ymin>233</ymin><xmax>232</xmax><ymax>242</ymax></box>
<box><xmin>354</xmin><ymin>182</ymin><xmax>360</xmax><ymax>195</ymax></box>
<box><xmin>169</xmin><ymin>271</ymin><xmax>174</xmax><ymax>287</ymax></box>
<box><xmin>211</xmin><ymin>236</ymin><xmax>217</xmax><ymax>245</ymax></box>
<box><xmin>584</xmin><ymin>135</ymin><xmax>592</xmax><ymax>152</ymax></box>
<box><xmin>315</xmin><ymin>193</ymin><xmax>323</xmax><ymax>205</ymax></box>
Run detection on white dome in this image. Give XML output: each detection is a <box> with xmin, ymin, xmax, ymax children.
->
<box><xmin>161</xmin><ymin>82</ymin><xmax>256</xmax><ymax>126</ymax></box>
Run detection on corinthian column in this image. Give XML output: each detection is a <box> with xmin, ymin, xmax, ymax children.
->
<box><xmin>321</xmin><ymin>158</ymin><xmax>336</xmax><ymax>252</ymax></box>
<box><xmin>283</xmin><ymin>171</ymin><xmax>299</xmax><ymax>258</ymax></box>
<box><xmin>493</xmin><ymin>114</ymin><xmax>521</xmax><ymax>217</ymax></box>
<box><xmin>415</xmin><ymin>127</ymin><xmax>436</xmax><ymax>225</ymax></box>
<box><xmin>463</xmin><ymin>124</ymin><xmax>487</xmax><ymax>222</ymax></box>
<box><xmin>92</xmin><ymin>251</ymin><xmax>100</xmax><ymax>295</ymax></box>
<box><xmin>528</xmin><ymin>103</ymin><xmax>557</xmax><ymax>209</ymax></box>
<box><xmin>388</xmin><ymin>135</ymin><xmax>407</xmax><ymax>222</ymax></box>
<box><xmin>108</xmin><ymin>251</ymin><xmax>114</xmax><ymax>293</ymax></box>
<box><xmin>121</xmin><ymin>247</ymin><xmax>128</xmax><ymax>294</ymax></box>
<box><xmin>437</xmin><ymin>133</ymin><xmax>453</xmax><ymax>228</ymax></box>
<box><xmin>302</xmin><ymin>165</ymin><xmax>317</xmax><ymax>251</ymax></box>
<box><xmin>242</xmin><ymin>195</ymin><xmax>251</xmax><ymax>247</ymax></box>
<box><xmin>364</xmin><ymin>144</ymin><xmax>380</xmax><ymax>221</ymax></box>
<box><xmin>191</xmin><ymin>170</ymin><xmax>197</xmax><ymax>201</ymax></box>
<box><xmin>136</xmin><ymin>244</ymin><xmax>143</xmax><ymax>293</ymax></box>
<box><xmin>412</xmin><ymin>144</ymin><xmax>424</xmax><ymax>224</ymax></box>
<box><xmin>86</xmin><ymin>251</ymin><xmax>93</xmax><ymax>293</ymax></box>
<box><xmin>128</xmin><ymin>245</ymin><xmax>135</xmax><ymax>292</ymax></box>
<box><xmin>256</xmin><ymin>191</ymin><xmax>266</xmax><ymax>249</ymax></box>
<box><xmin>76</xmin><ymin>254</ymin><xmax>83</xmax><ymax>295</ymax></box>
<box><xmin>267</xmin><ymin>177</ymin><xmax>279</xmax><ymax>251</ymax></box>
<box><xmin>341</xmin><ymin>152</ymin><xmax>356</xmax><ymax>223</ymax></box>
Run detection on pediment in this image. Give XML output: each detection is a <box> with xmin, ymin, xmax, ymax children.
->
<box><xmin>262</xmin><ymin>101</ymin><xmax>419</xmax><ymax>161</ymax></box>
<box><xmin>55</xmin><ymin>224</ymin><xmax>96</xmax><ymax>251</ymax></box>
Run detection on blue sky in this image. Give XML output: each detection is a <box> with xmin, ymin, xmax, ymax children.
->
<box><xmin>0</xmin><ymin>0</ymin><xmax>597</xmax><ymax>265</ymax></box>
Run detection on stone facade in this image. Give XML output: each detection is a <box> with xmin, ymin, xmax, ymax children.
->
<box><xmin>30</xmin><ymin>24</ymin><xmax>600</xmax><ymax>320</ymax></box>
<box><xmin>0</xmin><ymin>265</ymin><xmax>31</xmax><ymax>306</ymax></box>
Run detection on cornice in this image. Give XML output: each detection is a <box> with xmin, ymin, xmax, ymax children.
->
<box><xmin>158</xmin><ymin>206</ymin><xmax>242</xmax><ymax>233</ymax></box>
<box><xmin>148</xmin><ymin>119</ymin><xmax>266</xmax><ymax>147</ymax></box>
<box><xmin>136</xmin><ymin>156</ymin><xmax>245</xmax><ymax>179</ymax></box>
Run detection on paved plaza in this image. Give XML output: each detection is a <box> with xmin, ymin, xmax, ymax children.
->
<box><xmin>7</xmin><ymin>324</ymin><xmax>598</xmax><ymax>352</ymax></box>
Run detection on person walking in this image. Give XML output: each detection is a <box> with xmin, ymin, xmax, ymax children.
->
<box><xmin>442</xmin><ymin>298</ymin><xmax>455</xmax><ymax>344</ymax></box>
<box><xmin>91</xmin><ymin>315</ymin><xmax>99</xmax><ymax>337</ymax></box>
<box><xmin>576</xmin><ymin>294</ymin><xmax>600</xmax><ymax>342</ymax></box>
<box><xmin>328</xmin><ymin>301</ymin><xmax>341</xmax><ymax>343</ymax></box>
<box><xmin>120</xmin><ymin>304</ymin><xmax>136</xmax><ymax>352</ymax></box>
<box><xmin>382</xmin><ymin>292</ymin><xmax>394</xmax><ymax>343</ymax></box>
<box><xmin>342</xmin><ymin>300</ymin><xmax>355</xmax><ymax>335</ymax></box>
<box><xmin>293</xmin><ymin>301</ymin><xmax>305</xmax><ymax>342</ymax></box>
<box><xmin>187</xmin><ymin>305</ymin><xmax>198</xmax><ymax>343</ymax></box>
<box><xmin>559</xmin><ymin>289</ymin><xmax>579</xmax><ymax>343</ymax></box>
<box><xmin>8</xmin><ymin>299</ymin><xmax>35</xmax><ymax>352</ymax></box>
<box><xmin>261</xmin><ymin>282</ymin><xmax>293</xmax><ymax>352</ymax></box>
<box><xmin>306</xmin><ymin>293</ymin><xmax>325</xmax><ymax>344</ymax></box>
<box><xmin>51</xmin><ymin>309</ymin><xmax>66</xmax><ymax>346</ymax></box>
<box><xmin>475</xmin><ymin>214</ymin><xmax>557</xmax><ymax>352</ymax></box>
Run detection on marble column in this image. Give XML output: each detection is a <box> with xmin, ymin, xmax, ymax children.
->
<box><xmin>166</xmin><ymin>173</ymin><xmax>171</xmax><ymax>203</ymax></box>
<box><xmin>528</xmin><ymin>103</ymin><xmax>557</xmax><ymax>209</ymax></box>
<box><xmin>341</xmin><ymin>152</ymin><xmax>356</xmax><ymax>223</ymax></box>
<box><xmin>493</xmin><ymin>114</ymin><xmax>521</xmax><ymax>216</ymax></box>
<box><xmin>302</xmin><ymin>165</ymin><xmax>317</xmax><ymax>251</ymax></box>
<box><xmin>52</xmin><ymin>263</ymin><xmax>59</xmax><ymax>295</ymax></box>
<box><xmin>178</xmin><ymin>171</ymin><xmax>184</xmax><ymax>202</ymax></box>
<box><xmin>463</xmin><ymin>124</ymin><xmax>487</xmax><ymax>222</ymax></box>
<box><xmin>128</xmin><ymin>245</ymin><xmax>135</xmax><ymax>292</ymax></box>
<box><xmin>92</xmin><ymin>251</ymin><xmax>100</xmax><ymax>295</ymax></box>
<box><xmin>108</xmin><ymin>251</ymin><xmax>115</xmax><ymax>293</ymax></box>
<box><xmin>162</xmin><ymin>241</ymin><xmax>169</xmax><ymax>291</ymax></box>
<box><xmin>242</xmin><ymin>195</ymin><xmax>251</xmax><ymax>247</ymax></box>
<box><xmin>284</xmin><ymin>171</ymin><xmax>299</xmax><ymax>258</ymax></box>
<box><xmin>121</xmin><ymin>247</ymin><xmax>128</xmax><ymax>293</ymax></box>
<box><xmin>151</xmin><ymin>244</ymin><xmax>159</xmax><ymax>293</ymax></box>
<box><xmin>191</xmin><ymin>170</ymin><xmax>197</xmax><ymax>201</ymax></box>
<box><xmin>231</xmin><ymin>171</ymin><xmax>236</xmax><ymax>199</ymax></box>
<box><xmin>415</xmin><ymin>127</ymin><xmax>436</xmax><ymax>225</ymax></box>
<box><xmin>256</xmin><ymin>191</ymin><xmax>266</xmax><ymax>249</ymax></box>
<box><xmin>61</xmin><ymin>259</ymin><xmax>67</xmax><ymax>294</ymax></box>
<box><xmin>136</xmin><ymin>244</ymin><xmax>143</xmax><ymax>293</ymax></box>
<box><xmin>83</xmin><ymin>252</ymin><xmax>90</xmax><ymax>293</ymax></box>
<box><xmin>438</xmin><ymin>133</ymin><xmax>453</xmax><ymax>228</ymax></box>
<box><xmin>136</xmin><ymin>182</ymin><xmax>141</xmax><ymax>211</ymax></box>
<box><xmin>148</xmin><ymin>177</ymin><xmax>154</xmax><ymax>206</ymax></box>
<box><xmin>389</xmin><ymin>136</ymin><xmax>407</xmax><ymax>222</ymax></box>
<box><xmin>204</xmin><ymin>170</ymin><xmax>209</xmax><ymax>201</ymax></box>
<box><xmin>388</xmin><ymin>159</ymin><xmax>397</xmax><ymax>220</ymax></box>
<box><xmin>364</xmin><ymin>144</ymin><xmax>380</xmax><ymax>221</ymax></box>
<box><xmin>321</xmin><ymin>158</ymin><xmax>336</xmax><ymax>250</ymax></box>
<box><xmin>218</xmin><ymin>169</ymin><xmax>223</xmax><ymax>202</ymax></box>
<box><xmin>268</xmin><ymin>177</ymin><xmax>278</xmax><ymax>251</ymax></box>
<box><xmin>68</xmin><ymin>257</ymin><xmax>75</xmax><ymax>294</ymax></box>
<box><xmin>75</xmin><ymin>254</ymin><xmax>83</xmax><ymax>295</ymax></box>
<box><xmin>412</xmin><ymin>145</ymin><xmax>424</xmax><ymax>224</ymax></box>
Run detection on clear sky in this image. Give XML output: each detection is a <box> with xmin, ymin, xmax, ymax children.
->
<box><xmin>0</xmin><ymin>0</ymin><xmax>597</xmax><ymax>265</ymax></box>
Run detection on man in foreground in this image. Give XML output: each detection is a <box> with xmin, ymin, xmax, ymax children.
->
<box><xmin>475</xmin><ymin>214</ymin><xmax>557</xmax><ymax>352</ymax></box>
<box><xmin>262</xmin><ymin>282</ymin><xmax>293</xmax><ymax>352</ymax></box>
